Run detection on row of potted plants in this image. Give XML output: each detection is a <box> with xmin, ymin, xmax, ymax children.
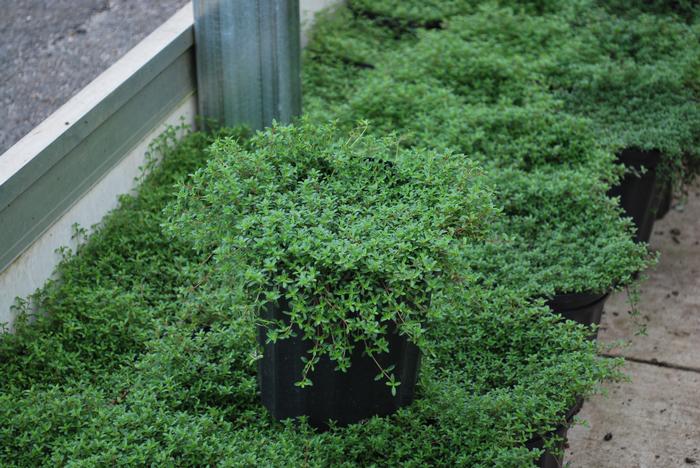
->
<box><xmin>300</xmin><ymin>0</ymin><xmax>697</xmax><ymax>463</ymax></box>
<box><xmin>0</xmin><ymin>125</ymin><xmax>617</xmax><ymax>466</ymax></box>
<box><xmin>306</xmin><ymin>3</ymin><xmax>653</xmax><ymax>310</ymax></box>
<box><xmin>0</xmin><ymin>0</ymin><xmax>696</xmax><ymax>466</ymax></box>
<box><xmin>310</xmin><ymin>0</ymin><xmax>700</xmax><ymax>231</ymax></box>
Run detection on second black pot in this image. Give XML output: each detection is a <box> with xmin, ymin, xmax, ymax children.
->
<box><xmin>525</xmin><ymin>399</ymin><xmax>584</xmax><ymax>468</ymax></box>
<box><xmin>258</xmin><ymin>300</ymin><xmax>421</xmax><ymax>429</ymax></box>
<box><xmin>608</xmin><ymin>148</ymin><xmax>663</xmax><ymax>243</ymax></box>
<box><xmin>546</xmin><ymin>292</ymin><xmax>609</xmax><ymax>335</ymax></box>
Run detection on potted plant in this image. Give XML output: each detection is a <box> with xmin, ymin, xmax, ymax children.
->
<box><xmin>539</xmin><ymin>27</ymin><xmax>700</xmax><ymax>243</ymax></box>
<box><xmin>458</xmin><ymin>168</ymin><xmax>652</xmax><ymax>330</ymax></box>
<box><xmin>165</xmin><ymin>119</ymin><xmax>496</xmax><ymax>427</ymax></box>
<box><xmin>607</xmin><ymin>148</ymin><xmax>664</xmax><ymax>243</ymax></box>
<box><xmin>524</xmin><ymin>398</ymin><xmax>583</xmax><ymax>468</ymax></box>
<box><xmin>423</xmin><ymin>285</ymin><xmax>621</xmax><ymax>467</ymax></box>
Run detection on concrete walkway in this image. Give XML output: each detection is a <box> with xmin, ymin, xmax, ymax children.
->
<box><xmin>568</xmin><ymin>183</ymin><xmax>700</xmax><ymax>467</ymax></box>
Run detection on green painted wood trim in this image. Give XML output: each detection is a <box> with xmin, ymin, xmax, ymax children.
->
<box><xmin>0</xmin><ymin>46</ymin><xmax>196</xmax><ymax>273</ymax></box>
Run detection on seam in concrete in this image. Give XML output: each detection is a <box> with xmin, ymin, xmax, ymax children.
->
<box><xmin>601</xmin><ymin>353</ymin><xmax>700</xmax><ymax>374</ymax></box>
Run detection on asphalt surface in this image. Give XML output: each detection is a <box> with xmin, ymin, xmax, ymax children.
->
<box><xmin>0</xmin><ymin>0</ymin><xmax>189</xmax><ymax>154</ymax></box>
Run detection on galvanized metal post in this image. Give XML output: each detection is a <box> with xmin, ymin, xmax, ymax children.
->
<box><xmin>193</xmin><ymin>0</ymin><xmax>301</xmax><ymax>130</ymax></box>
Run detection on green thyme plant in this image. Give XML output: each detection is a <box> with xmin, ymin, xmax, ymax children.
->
<box><xmin>335</xmin><ymin>73</ymin><xmax>467</xmax><ymax>147</ymax></box>
<box><xmin>434</xmin><ymin>104</ymin><xmax>620</xmax><ymax>176</ymax></box>
<box><xmin>443</xmin><ymin>7</ymin><xmax>573</xmax><ymax>58</ymax></box>
<box><xmin>302</xmin><ymin>7</ymin><xmax>406</xmax><ymax>112</ymax></box>
<box><xmin>579</xmin><ymin>10</ymin><xmax>698</xmax><ymax>64</ymax></box>
<box><xmin>0</xmin><ymin>253</ymin><xmax>620</xmax><ymax>467</ymax></box>
<box><xmin>384</xmin><ymin>30</ymin><xmax>549</xmax><ymax>106</ymax></box>
<box><xmin>338</xmin><ymin>76</ymin><xmax>619</xmax><ymax>178</ymax></box>
<box><xmin>548</xmin><ymin>59</ymin><xmax>700</xmax><ymax>185</ymax></box>
<box><xmin>347</xmin><ymin>0</ymin><xmax>473</xmax><ymax>28</ymax></box>
<box><xmin>532</xmin><ymin>4</ymin><xmax>700</xmax><ymax>186</ymax></box>
<box><xmin>460</xmin><ymin>169</ymin><xmax>654</xmax><ymax>298</ymax></box>
<box><xmin>305</xmin><ymin>8</ymin><xmax>410</xmax><ymax>70</ymax></box>
<box><xmin>164</xmin><ymin>119</ymin><xmax>496</xmax><ymax>388</ymax></box>
<box><xmin>0</xmin><ymin>126</ymin><xmax>246</xmax><ymax>391</ymax></box>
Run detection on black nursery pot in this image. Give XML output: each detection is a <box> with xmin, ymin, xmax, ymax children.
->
<box><xmin>525</xmin><ymin>399</ymin><xmax>584</xmax><ymax>468</ymax></box>
<box><xmin>608</xmin><ymin>148</ymin><xmax>663</xmax><ymax>243</ymax></box>
<box><xmin>258</xmin><ymin>300</ymin><xmax>421</xmax><ymax>429</ymax></box>
<box><xmin>546</xmin><ymin>292</ymin><xmax>609</xmax><ymax>338</ymax></box>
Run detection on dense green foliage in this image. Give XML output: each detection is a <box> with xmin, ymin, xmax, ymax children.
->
<box><xmin>165</xmin><ymin>120</ymin><xmax>496</xmax><ymax>387</ymax></box>
<box><xmin>332</xmin><ymin>0</ymin><xmax>700</xmax><ymax>186</ymax></box>
<box><xmin>0</xmin><ymin>132</ymin><xmax>619</xmax><ymax>466</ymax></box>
<box><xmin>0</xmin><ymin>127</ymin><xmax>221</xmax><ymax>390</ymax></box>
<box><xmin>3</xmin><ymin>0</ymin><xmax>692</xmax><ymax>465</ymax></box>
<box><xmin>305</xmin><ymin>3</ymin><xmax>655</xmax><ymax>299</ymax></box>
<box><xmin>460</xmin><ymin>170</ymin><xmax>648</xmax><ymax>297</ymax></box>
<box><xmin>600</xmin><ymin>0</ymin><xmax>700</xmax><ymax>21</ymax></box>
<box><xmin>347</xmin><ymin>0</ymin><xmax>570</xmax><ymax>26</ymax></box>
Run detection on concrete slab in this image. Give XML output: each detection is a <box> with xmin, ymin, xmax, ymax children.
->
<box><xmin>567</xmin><ymin>360</ymin><xmax>700</xmax><ymax>467</ymax></box>
<box><xmin>597</xmin><ymin>182</ymin><xmax>700</xmax><ymax>371</ymax></box>
<box><xmin>567</xmin><ymin>180</ymin><xmax>700</xmax><ymax>466</ymax></box>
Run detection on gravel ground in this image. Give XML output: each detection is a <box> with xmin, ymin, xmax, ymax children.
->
<box><xmin>0</xmin><ymin>0</ymin><xmax>189</xmax><ymax>154</ymax></box>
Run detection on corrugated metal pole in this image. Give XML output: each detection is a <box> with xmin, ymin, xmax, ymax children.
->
<box><xmin>193</xmin><ymin>0</ymin><xmax>301</xmax><ymax>130</ymax></box>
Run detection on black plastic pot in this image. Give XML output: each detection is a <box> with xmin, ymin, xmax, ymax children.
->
<box><xmin>608</xmin><ymin>148</ymin><xmax>663</xmax><ymax>243</ymax></box>
<box><xmin>546</xmin><ymin>292</ymin><xmax>609</xmax><ymax>336</ymax></box>
<box><xmin>526</xmin><ymin>399</ymin><xmax>584</xmax><ymax>468</ymax></box>
<box><xmin>656</xmin><ymin>182</ymin><xmax>672</xmax><ymax>220</ymax></box>
<box><xmin>258</xmin><ymin>300</ymin><xmax>421</xmax><ymax>429</ymax></box>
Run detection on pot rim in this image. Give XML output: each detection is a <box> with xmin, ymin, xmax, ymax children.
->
<box><xmin>545</xmin><ymin>291</ymin><xmax>610</xmax><ymax>312</ymax></box>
